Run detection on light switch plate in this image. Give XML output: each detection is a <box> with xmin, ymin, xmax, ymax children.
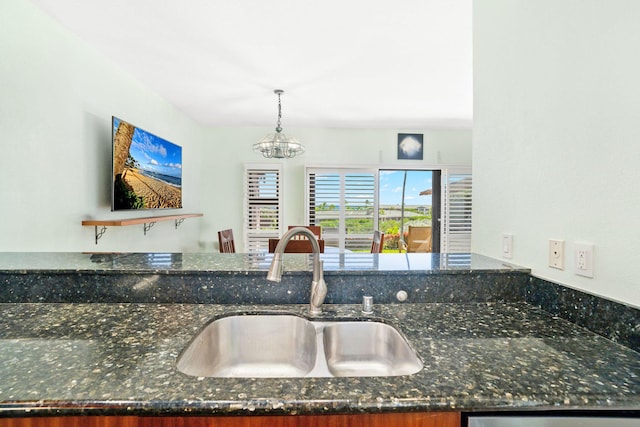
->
<box><xmin>549</xmin><ymin>239</ymin><xmax>564</xmax><ymax>269</ymax></box>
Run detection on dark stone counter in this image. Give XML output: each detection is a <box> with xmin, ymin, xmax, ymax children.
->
<box><xmin>0</xmin><ymin>302</ymin><xmax>638</xmax><ymax>417</ymax></box>
<box><xmin>0</xmin><ymin>252</ymin><xmax>637</xmax><ymax>417</ymax></box>
<box><xmin>0</xmin><ymin>252</ymin><xmax>526</xmax><ymax>274</ymax></box>
<box><xmin>0</xmin><ymin>253</ymin><xmax>529</xmax><ymax>305</ymax></box>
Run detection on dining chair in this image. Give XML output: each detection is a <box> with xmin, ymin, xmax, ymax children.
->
<box><xmin>217</xmin><ymin>229</ymin><xmax>236</xmax><ymax>253</ymax></box>
<box><xmin>268</xmin><ymin>238</ymin><xmax>325</xmax><ymax>253</ymax></box>
<box><xmin>287</xmin><ymin>225</ymin><xmax>321</xmax><ymax>240</ymax></box>
<box><xmin>370</xmin><ymin>230</ymin><xmax>385</xmax><ymax>253</ymax></box>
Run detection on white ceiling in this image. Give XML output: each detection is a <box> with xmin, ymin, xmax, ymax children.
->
<box><xmin>30</xmin><ymin>0</ymin><xmax>472</xmax><ymax>129</ymax></box>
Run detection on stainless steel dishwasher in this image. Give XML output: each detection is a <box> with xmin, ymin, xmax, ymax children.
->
<box><xmin>468</xmin><ymin>415</ymin><xmax>639</xmax><ymax>427</ymax></box>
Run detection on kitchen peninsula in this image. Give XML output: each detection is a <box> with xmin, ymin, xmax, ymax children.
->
<box><xmin>0</xmin><ymin>252</ymin><xmax>638</xmax><ymax>425</ymax></box>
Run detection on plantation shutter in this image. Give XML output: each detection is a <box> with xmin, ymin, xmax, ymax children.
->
<box><xmin>244</xmin><ymin>165</ymin><xmax>282</xmax><ymax>253</ymax></box>
<box><xmin>441</xmin><ymin>168</ymin><xmax>472</xmax><ymax>253</ymax></box>
<box><xmin>306</xmin><ymin>167</ymin><xmax>377</xmax><ymax>252</ymax></box>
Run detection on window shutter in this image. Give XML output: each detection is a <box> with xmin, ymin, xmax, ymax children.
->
<box><xmin>307</xmin><ymin>171</ymin><xmax>342</xmax><ymax>244</ymax></box>
<box><xmin>441</xmin><ymin>169</ymin><xmax>472</xmax><ymax>253</ymax></box>
<box><xmin>244</xmin><ymin>165</ymin><xmax>282</xmax><ymax>253</ymax></box>
<box><xmin>306</xmin><ymin>167</ymin><xmax>377</xmax><ymax>252</ymax></box>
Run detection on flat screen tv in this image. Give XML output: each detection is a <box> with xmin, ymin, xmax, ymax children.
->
<box><xmin>111</xmin><ymin>117</ymin><xmax>182</xmax><ymax>211</ymax></box>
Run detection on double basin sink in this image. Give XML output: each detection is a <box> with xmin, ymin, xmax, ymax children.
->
<box><xmin>177</xmin><ymin>314</ymin><xmax>423</xmax><ymax>378</ymax></box>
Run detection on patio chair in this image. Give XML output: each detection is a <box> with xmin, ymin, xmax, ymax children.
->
<box><xmin>406</xmin><ymin>226</ymin><xmax>432</xmax><ymax>252</ymax></box>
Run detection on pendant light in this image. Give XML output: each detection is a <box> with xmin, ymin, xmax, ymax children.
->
<box><xmin>253</xmin><ymin>89</ymin><xmax>304</xmax><ymax>159</ymax></box>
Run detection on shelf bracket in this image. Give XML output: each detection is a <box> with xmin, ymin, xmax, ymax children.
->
<box><xmin>82</xmin><ymin>213</ymin><xmax>202</xmax><ymax>243</ymax></box>
<box><xmin>94</xmin><ymin>226</ymin><xmax>107</xmax><ymax>245</ymax></box>
<box><xmin>143</xmin><ymin>222</ymin><xmax>156</xmax><ymax>235</ymax></box>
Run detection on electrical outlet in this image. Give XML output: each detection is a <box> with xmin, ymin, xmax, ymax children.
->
<box><xmin>548</xmin><ymin>239</ymin><xmax>564</xmax><ymax>269</ymax></box>
<box><xmin>574</xmin><ymin>242</ymin><xmax>594</xmax><ymax>278</ymax></box>
<box><xmin>502</xmin><ymin>234</ymin><xmax>513</xmax><ymax>259</ymax></box>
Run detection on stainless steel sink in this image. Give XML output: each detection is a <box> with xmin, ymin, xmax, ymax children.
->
<box><xmin>323</xmin><ymin>321</ymin><xmax>423</xmax><ymax>377</ymax></box>
<box><xmin>176</xmin><ymin>314</ymin><xmax>422</xmax><ymax>378</ymax></box>
<box><xmin>176</xmin><ymin>315</ymin><xmax>317</xmax><ymax>378</ymax></box>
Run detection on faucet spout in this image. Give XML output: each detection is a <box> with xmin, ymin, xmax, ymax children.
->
<box><xmin>266</xmin><ymin>227</ymin><xmax>327</xmax><ymax>315</ymax></box>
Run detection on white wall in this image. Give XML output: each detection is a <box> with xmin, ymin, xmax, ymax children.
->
<box><xmin>199</xmin><ymin>127</ymin><xmax>472</xmax><ymax>252</ymax></box>
<box><xmin>473</xmin><ymin>0</ymin><xmax>640</xmax><ymax>307</ymax></box>
<box><xmin>1</xmin><ymin>0</ymin><xmax>472</xmax><ymax>254</ymax></box>
<box><xmin>0</xmin><ymin>0</ymin><xmax>205</xmax><ymax>252</ymax></box>
<box><xmin>5</xmin><ymin>0</ymin><xmax>637</xmax><ymax>306</ymax></box>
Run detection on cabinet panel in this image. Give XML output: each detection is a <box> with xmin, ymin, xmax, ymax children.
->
<box><xmin>138</xmin><ymin>412</ymin><xmax>461</xmax><ymax>427</ymax></box>
<box><xmin>0</xmin><ymin>416</ymin><xmax>138</xmax><ymax>427</ymax></box>
<box><xmin>0</xmin><ymin>412</ymin><xmax>460</xmax><ymax>427</ymax></box>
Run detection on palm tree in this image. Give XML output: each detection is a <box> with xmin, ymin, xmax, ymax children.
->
<box><xmin>399</xmin><ymin>171</ymin><xmax>408</xmax><ymax>252</ymax></box>
<box><xmin>123</xmin><ymin>153</ymin><xmax>138</xmax><ymax>179</ymax></box>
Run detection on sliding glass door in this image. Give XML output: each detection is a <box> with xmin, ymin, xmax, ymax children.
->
<box><xmin>306</xmin><ymin>166</ymin><xmax>471</xmax><ymax>253</ymax></box>
<box><xmin>379</xmin><ymin>169</ymin><xmax>440</xmax><ymax>252</ymax></box>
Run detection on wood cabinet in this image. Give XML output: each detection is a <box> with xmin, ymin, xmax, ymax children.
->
<box><xmin>0</xmin><ymin>412</ymin><xmax>461</xmax><ymax>427</ymax></box>
<box><xmin>0</xmin><ymin>417</ymin><xmax>138</xmax><ymax>427</ymax></box>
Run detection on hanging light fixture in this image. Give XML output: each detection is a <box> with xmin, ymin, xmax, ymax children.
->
<box><xmin>253</xmin><ymin>89</ymin><xmax>304</xmax><ymax>159</ymax></box>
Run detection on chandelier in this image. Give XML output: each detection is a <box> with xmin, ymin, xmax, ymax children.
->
<box><xmin>253</xmin><ymin>89</ymin><xmax>304</xmax><ymax>159</ymax></box>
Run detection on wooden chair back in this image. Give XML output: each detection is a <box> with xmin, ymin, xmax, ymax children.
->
<box><xmin>217</xmin><ymin>229</ymin><xmax>236</xmax><ymax>253</ymax></box>
<box><xmin>370</xmin><ymin>230</ymin><xmax>385</xmax><ymax>253</ymax></box>
<box><xmin>269</xmin><ymin>239</ymin><xmax>325</xmax><ymax>253</ymax></box>
<box><xmin>287</xmin><ymin>225</ymin><xmax>321</xmax><ymax>240</ymax></box>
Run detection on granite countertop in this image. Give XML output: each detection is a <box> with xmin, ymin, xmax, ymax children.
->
<box><xmin>0</xmin><ymin>301</ymin><xmax>638</xmax><ymax>417</ymax></box>
<box><xmin>0</xmin><ymin>252</ymin><xmax>637</xmax><ymax>417</ymax></box>
<box><xmin>0</xmin><ymin>252</ymin><xmax>527</xmax><ymax>275</ymax></box>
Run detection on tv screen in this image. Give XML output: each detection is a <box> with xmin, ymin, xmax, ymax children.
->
<box><xmin>111</xmin><ymin>117</ymin><xmax>182</xmax><ymax>211</ymax></box>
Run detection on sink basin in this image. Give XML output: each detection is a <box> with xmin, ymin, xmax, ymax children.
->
<box><xmin>176</xmin><ymin>314</ymin><xmax>317</xmax><ymax>378</ymax></box>
<box><xmin>176</xmin><ymin>314</ymin><xmax>422</xmax><ymax>378</ymax></box>
<box><xmin>323</xmin><ymin>321</ymin><xmax>423</xmax><ymax>377</ymax></box>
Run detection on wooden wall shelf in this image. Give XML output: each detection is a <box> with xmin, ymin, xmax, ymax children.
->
<box><xmin>82</xmin><ymin>213</ymin><xmax>203</xmax><ymax>244</ymax></box>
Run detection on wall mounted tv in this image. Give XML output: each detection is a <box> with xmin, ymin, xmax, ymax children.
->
<box><xmin>112</xmin><ymin>117</ymin><xmax>182</xmax><ymax>211</ymax></box>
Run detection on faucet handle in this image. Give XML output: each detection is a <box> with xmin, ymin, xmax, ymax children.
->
<box><xmin>309</xmin><ymin>277</ymin><xmax>327</xmax><ymax>316</ymax></box>
<box><xmin>309</xmin><ymin>261</ymin><xmax>327</xmax><ymax>315</ymax></box>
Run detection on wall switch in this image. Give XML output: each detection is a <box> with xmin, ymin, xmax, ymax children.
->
<box><xmin>574</xmin><ymin>242</ymin><xmax>594</xmax><ymax>278</ymax></box>
<box><xmin>548</xmin><ymin>239</ymin><xmax>564</xmax><ymax>269</ymax></box>
<box><xmin>502</xmin><ymin>234</ymin><xmax>513</xmax><ymax>259</ymax></box>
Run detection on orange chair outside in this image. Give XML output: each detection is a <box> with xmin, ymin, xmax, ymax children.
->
<box><xmin>406</xmin><ymin>226</ymin><xmax>432</xmax><ymax>252</ymax></box>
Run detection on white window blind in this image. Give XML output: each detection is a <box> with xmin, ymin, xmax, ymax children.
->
<box><xmin>441</xmin><ymin>168</ymin><xmax>472</xmax><ymax>253</ymax></box>
<box><xmin>306</xmin><ymin>167</ymin><xmax>378</xmax><ymax>252</ymax></box>
<box><xmin>244</xmin><ymin>165</ymin><xmax>282</xmax><ymax>253</ymax></box>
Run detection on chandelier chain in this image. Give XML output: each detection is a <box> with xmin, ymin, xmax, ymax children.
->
<box><xmin>253</xmin><ymin>89</ymin><xmax>304</xmax><ymax>159</ymax></box>
<box><xmin>276</xmin><ymin>91</ymin><xmax>282</xmax><ymax>132</ymax></box>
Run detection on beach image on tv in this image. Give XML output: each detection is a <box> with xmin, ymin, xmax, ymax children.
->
<box><xmin>112</xmin><ymin>117</ymin><xmax>182</xmax><ymax>210</ymax></box>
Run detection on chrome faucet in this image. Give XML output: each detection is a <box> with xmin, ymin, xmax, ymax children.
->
<box><xmin>266</xmin><ymin>227</ymin><xmax>327</xmax><ymax>315</ymax></box>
